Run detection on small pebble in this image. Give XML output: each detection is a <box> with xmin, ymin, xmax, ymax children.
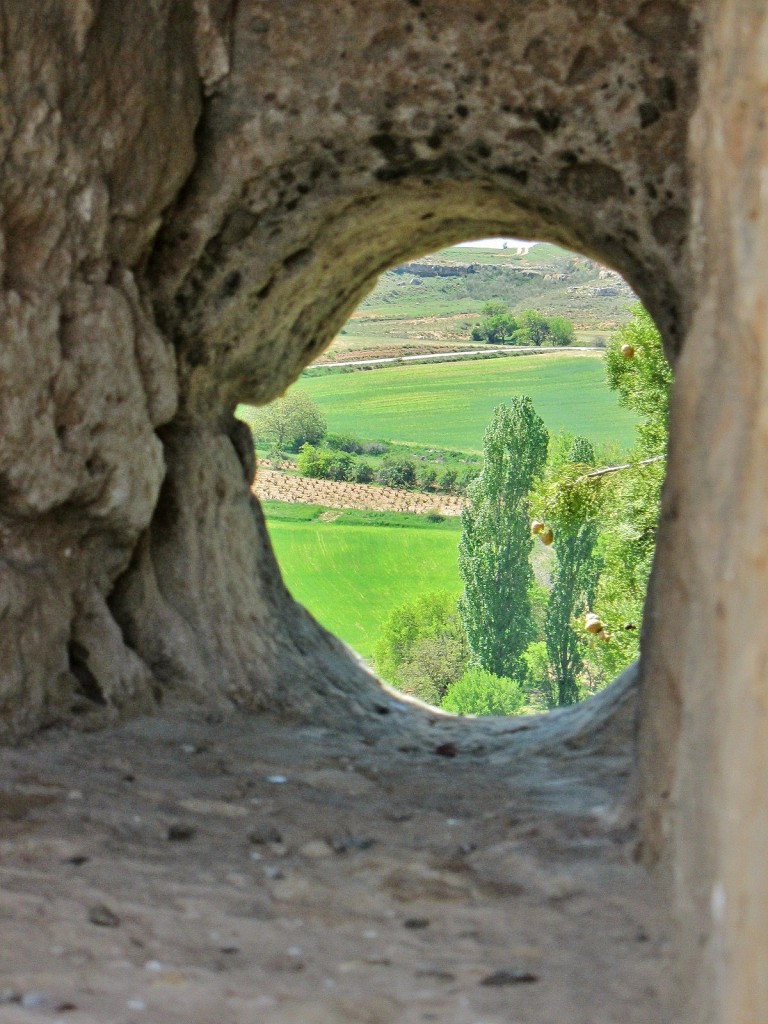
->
<box><xmin>181</xmin><ymin>744</ymin><xmax>197</xmax><ymax>754</ymax></box>
<box><xmin>333</xmin><ymin>836</ymin><xmax>375</xmax><ymax>853</ymax></box>
<box><xmin>480</xmin><ymin>968</ymin><xmax>539</xmax><ymax>986</ymax></box>
<box><xmin>21</xmin><ymin>992</ymin><xmax>53</xmax><ymax>1010</ymax></box>
<box><xmin>434</xmin><ymin>742</ymin><xmax>458</xmax><ymax>758</ymax></box>
<box><xmin>248</xmin><ymin>824</ymin><xmax>282</xmax><ymax>845</ymax></box>
<box><xmin>300</xmin><ymin>840</ymin><xmax>333</xmax><ymax>858</ymax></box>
<box><xmin>267</xmin><ymin>775</ymin><xmax>287</xmax><ymax>784</ymax></box>
<box><xmin>127</xmin><ymin>998</ymin><xmax>147</xmax><ymax>1011</ymax></box>
<box><xmin>144</xmin><ymin>960</ymin><xmax>164</xmax><ymax>972</ymax></box>
<box><xmin>167</xmin><ymin>823</ymin><xmax>196</xmax><ymax>842</ymax></box>
<box><xmin>403</xmin><ymin>917</ymin><xmax>431</xmax><ymax>930</ymax></box>
<box><xmin>264</xmin><ymin>866</ymin><xmax>285</xmax><ymax>880</ymax></box>
<box><xmin>286</xmin><ymin>946</ymin><xmax>303</xmax><ymax>957</ymax></box>
<box><xmin>88</xmin><ymin>903</ymin><xmax>120</xmax><ymax>928</ymax></box>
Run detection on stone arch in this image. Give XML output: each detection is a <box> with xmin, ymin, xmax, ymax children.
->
<box><xmin>2</xmin><ymin>2</ymin><xmax>767</xmax><ymax>1020</ymax></box>
<box><xmin>104</xmin><ymin>0</ymin><xmax>698</xmax><ymax>739</ymax></box>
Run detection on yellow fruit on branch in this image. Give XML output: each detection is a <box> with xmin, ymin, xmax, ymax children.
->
<box><xmin>539</xmin><ymin>527</ymin><xmax>554</xmax><ymax>545</ymax></box>
<box><xmin>530</xmin><ymin>519</ymin><xmax>545</xmax><ymax>535</ymax></box>
<box><xmin>621</xmin><ymin>343</ymin><xmax>635</xmax><ymax>359</ymax></box>
<box><xmin>585</xmin><ymin>614</ymin><xmax>603</xmax><ymax>634</ymax></box>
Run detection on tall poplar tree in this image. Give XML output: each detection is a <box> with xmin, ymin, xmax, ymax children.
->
<box><xmin>544</xmin><ymin>436</ymin><xmax>602</xmax><ymax>706</ymax></box>
<box><xmin>458</xmin><ymin>397</ymin><xmax>549</xmax><ymax>682</ymax></box>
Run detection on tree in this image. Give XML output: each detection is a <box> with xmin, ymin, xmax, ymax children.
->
<box><xmin>528</xmin><ymin>306</ymin><xmax>672</xmax><ymax>686</ymax></box>
<box><xmin>458</xmin><ymin>397</ymin><xmax>549</xmax><ymax>682</ymax></box>
<box><xmin>516</xmin><ymin>309</ymin><xmax>551</xmax><ymax>347</ymax></box>
<box><xmin>372</xmin><ymin>591</ymin><xmax>468</xmax><ymax>705</ymax></box>
<box><xmin>251</xmin><ymin>392</ymin><xmax>326</xmax><ymax>453</ymax></box>
<box><xmin>589</xmin><ymin>306</ymin><xmax>672</xmax><ymax>679</ymax></box>
<box><xmin>544</xmin><ymin>436</ymin><xmax>602</xmax><ymax>706</ymax></box>
<box><xmin>548</xmin><ymin>315</ymin><xmax>575</xmax><ymax>347</ymax></box>
<box><xmin>471</xmin><ymin>300</ymin><xmax>518</xmax><ymax>344</ymax></box>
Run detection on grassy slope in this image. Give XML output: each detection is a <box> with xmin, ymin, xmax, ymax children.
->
<box><xmin>292</xmin><ymin>352</ymin><xmax>638</xmax><ymax>453</ymax></box>
<box><xmin>332</xmin><ymin>243</ymin><xmax>637</xmax><ymax>354</ymax></box>
<box><xmin>264</xmin><ymin>503</ymin><xmax>462</xmax><ymax>661</ymax></box>
<box><xmin>263</xmin><ymin>502</ymin><xmax>554</xmax><ymax>663</ymax></box>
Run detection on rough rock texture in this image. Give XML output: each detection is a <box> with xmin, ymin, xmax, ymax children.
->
<box><xmin>637</xmin><ymin>2</ymin><xmax>768</xmax><ymax>1020</ymax></box>
<box><xmin>0</xmin><ymin>705</ymin><xmax>666</xmax><ymax>1024</ymax></box>
<box><xmin>0</xmin><ymin>1</ymin><xmax>766</xmax><ymax>1022</ymax></box>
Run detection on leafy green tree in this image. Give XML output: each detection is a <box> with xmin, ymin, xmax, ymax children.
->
<box><xmin>471</xmin><ymin>300</ymin><xmax>518</xmax><ymax>344</ymax></box>
<box><xmin>373</xmin><ymin>591</ymin><xmax>468</xmax><ymax>704</ymax></box>
<box><xmin>528</xmin><ymin>307</ymin><xmax>672</xmax><ymax>686</ymax></box>
<box><xmin>604</xmin><ymin>305</ymin><xmax>672</xmax><ymax>458</ymax></box>
<box><xmin>589</xmin><ymin>308</ymin><xmax>672</xmax><ymax>678</ymax></box>
<box><xmin>516</xmin><ymin>309</ymin><xmax>551</xmax><ymax>347</ymax></box>
<box><xmin>251</xmin><ymin>392</ymin><xmax>326</xmax><ymax>453</ymax></box>
<box><xmin>458</xmin><ymin>397</ymin><xmax>549</xmax><ymax>682</ymax></box>
<box><xmin>441</xmin><ymin>667</ymin><xmax>524</xmax><ymax>716</ymax></box>
<box><xmin>544</xmin><ymin>436</ymin><xmax>602</xmax><ymax>706</ymax></box>
<box><xmin>548</xmin><ymin>315</ymin><xmax>575</xmax><ymax>347</ymax></box>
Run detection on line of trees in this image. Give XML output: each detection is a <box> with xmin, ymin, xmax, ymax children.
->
<box><xmin>373</xmin><ymin>305</ymin><xmax>670</xmax><ymax>715</ymax></box>
<box><xmin>470</xmin><ymin>301</ymin><xmax>575</xmax><ymax>347</ymax></box>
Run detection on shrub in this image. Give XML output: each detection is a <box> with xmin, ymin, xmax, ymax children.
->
<box><xmin>326</xmin><ymin>433</ymin><xmax>364</xmax><ymax>454</ymax></box>
<box><xmin>352</xmin><ymin>460</ymin><xmax>375</xmax><ymax>483</ymax></box>
<box><xmin>376</xmin><ymin>456</ymin><xmax>417</xmax><ymax>489</ymax></box>
<box><xmin>362</xmin><ymin>441</ymin><xmax>389</xmax><ymax>457</ymax></box>
<box><xmin>373</xmin><ymin>591</ymin><xmax>468</xmax><ymax>704</ymax></box>
<box><xmin>438</xmin><ymin>467</ymin><xmax>458</xmax><ymax>493</ymax></box>
<box><xmin>455</xmin><ymin>466</ymin><xmax>480</xmax><ymax>493</ymax></box>
<box><xmin>324</xmin><ymin>450</ymin><xmax>355</xmax><ymax>480</ymax></box>
<box><xmin>295</xmin><ymin>443</ymin><xmax>326</xmax><ymax>478</ymax></box>
<box><xmin>296</xmin><ymin>444</ymin><xmax>355</xmax><ymax>481</ymax></box>
<box><xmin>418</xmin><ymin>465</ymin><xmax>438</xmax><ymax>491</ymax></box>
<box><xmin>440</xmin><ymin>668</ymin><xmax>525</xmax><ymax>716</ymax></box>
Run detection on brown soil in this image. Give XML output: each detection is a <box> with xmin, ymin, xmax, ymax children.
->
<box><xmin>254</xmin><ymin>469</ymin><xmax>467</xmax><ymax>517</ymax></box>
<box><xmin>0</xmin><ymin>707</ymin><xmax>668</xmax><ymax>1023</ymax></box>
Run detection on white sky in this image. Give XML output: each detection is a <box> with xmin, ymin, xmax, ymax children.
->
<box><xmin>455</xmin><ymin>237</ymin><xmax>536</xmax><ymax>250</ymax></box>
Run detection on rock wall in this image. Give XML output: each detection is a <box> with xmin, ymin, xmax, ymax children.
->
<box><xmin>0</xmin><ymin>1</ymin><xmax>766</xmax><ymax>1022</ymax></box>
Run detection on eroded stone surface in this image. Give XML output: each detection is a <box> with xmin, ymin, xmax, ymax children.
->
<box><xmin>0</xmin><ymin>709</ymin><xmax>667</xmax><ymax>1024</ymax></box>
<box><xmin>2</xmin><ymin>3</ymin><xmax>768</xmax><ymax>1022</ymax></box>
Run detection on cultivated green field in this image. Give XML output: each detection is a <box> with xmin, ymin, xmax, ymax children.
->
<box><xmin>264</xmin><ymin>503</ymin><xmax>462</xmax><ymax>661</ymax></box>
<box><xmin>293</xmin><ymin>352</ymin><xmax>638</xmax><ymax>453</ymax></box>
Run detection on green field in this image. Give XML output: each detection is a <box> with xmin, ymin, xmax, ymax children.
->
<box><xmin>293</xmin><ymin>352</ymin><xmax>638</xmax><ymax>453</ymax></box>
<box><xmin>264</xmin><ymin>503</ymin><xmax>462</xmax><ymax>661</ymax></box>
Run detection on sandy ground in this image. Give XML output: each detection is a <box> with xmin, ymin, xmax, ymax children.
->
<box><xmin>0</xmin><ymin>707</ymin><xmax>669</xmax><ymax>1024</ymax></box>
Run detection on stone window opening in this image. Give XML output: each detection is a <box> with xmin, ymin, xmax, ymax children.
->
<box><xmin>237</xmin><ymin>237</ymin><xmax>663</xmax><ymax>730</ymax></box>
<box><xmin>2</xmin><ymin>3</ymin><xmax>765</xmax><ymax>1019</ymax></box>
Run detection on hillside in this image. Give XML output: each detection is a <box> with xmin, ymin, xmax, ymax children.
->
<box><xmin>321</xmin><ymin>243</ymin><xmax>637</xmax><ymax>362</ymax></box>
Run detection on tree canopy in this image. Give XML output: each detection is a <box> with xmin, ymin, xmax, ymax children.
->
<box><xmin>250</xmin><ymin>392</ymin><xmax>327</xmax><ymax>453</ymax></box>
<box><xmin>458</xmin><ymin>396</ymin><xmax>549</xmax><ymax>681</ymax></box>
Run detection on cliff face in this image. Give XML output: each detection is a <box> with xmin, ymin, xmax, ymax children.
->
<box><xmin>0</xmin><ymin>2</ymin><xmax>766</xmax><ymax>1021</ymax></box>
